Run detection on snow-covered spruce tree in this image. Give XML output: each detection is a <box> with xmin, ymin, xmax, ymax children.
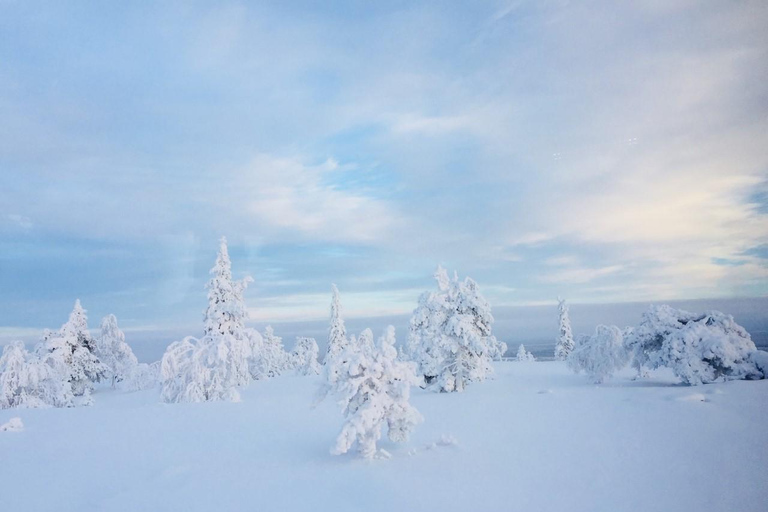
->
<box><xmin>332</xmin><ymin>326</ymin><xmax>423</xmax><ymax>459</ymax></box>
<box><xmin>567</xmin><ymin>325</ymin><xmax>629</xmax><ymax>384</ymax></box>
<box><xmin>258</xmin><ymin>325</ymin><xmax>290</xmax><ymax>377</ymax></box>
<box><xmin>555</xmin><ymin>297</ymin><xmax>575</xmax><ymax>361</ymax></box>
<box><xmin>39</xmin><ymin>300</ymin><xmax>108</xmax><ymax>403</ymax></box>
<box><xmin>407</xmin><ymin>266</ymin><xmax>502</xmax><ymax>392</ymax></box>
<box><xmin>516</xmin><ymin>344</ymin><xmax>535</xmax><ymax>362</ymax></box>
<box><xmin>204</xmin><ymin>236</ymin><xmax>253</xmax><ymax>388</ymax></box>
<box><xmin>324</xmin><ymin>284</ymin><xmax>348</xmax><ymax>367</ymax></box>
<box><xmin>625</xmin><ymin>305</ymin><xmax>764</xmax><ymax>385</ymax></box>
<box><xmin>159</xmin><ymin>237</ymin><xmax>254</xmax><ymax>403</ymax></box>
<box><xmin>95</xmin><ymin>314</ymin><xmax>138</xmax><ymax>387</ymax></box>
<box><xmin>0</xmin><ymin>340</ymin><xmax>75</xmax><ymax>409</ymax></box>
<box><xmin>292</xmin><ymin>337</ymin><xmax>321</xmax><ymax>376</ymax></box>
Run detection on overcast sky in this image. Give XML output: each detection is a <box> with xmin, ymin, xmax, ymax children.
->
<box><xmin>1</xmin><ymin>1</ymin><xmax>767</xmax><ymax>336</ymax></box>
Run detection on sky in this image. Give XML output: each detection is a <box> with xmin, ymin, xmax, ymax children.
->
<box><xmin>1</xmin><ymin>1</ymin><xmax>767</xmax><ymax>340</ymax></box>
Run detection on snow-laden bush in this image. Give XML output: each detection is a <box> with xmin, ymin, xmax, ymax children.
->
<box><xmin>257</xmin><ymin>326</ymin><xmax>291</xmax><ymax>378</ymax></box>
<box><xmin>406</xmin><ymin>266</ymin><xmax>506</xmax><ymax>392</ymax></box>
<box><xmin>516</xmin><ymin>344</ymin><xmax>535</xmax><ymax>362</ymax></box>
<box><xmin>36</xmin><ymin>300</ymin><xmax>108</xmax><ymax>404</ymax></box>
<box><xmin>625</xmin><ymin>305</ymin><xmax>764</xmax><ymax>385</ymax></box>
<box><xmin>332</xmin><ymin>326</ymin><xmax>423</xmax><ymax>459</ymax></box>
<box><xmin>125</xmin><ymin>361</ymin><xmax>160</xmax><ymax>391</ymax></box>
<box><xmin>160</xmin><ymin>237</ymin><xmax>254</xmax><ymax>403</ymax></box>
<box><xmin>292</xmin><ymin>337</ymin><xmax>321</xmax><ymax>376</ymax></box>
<box><xmin>568</xmin><ymin>325</ymin><xmax>629</xmax><ymax>384</ymax></box>
<box><xmin>0</xmin><ymin>340</ymin><xmax>73</xmax><ymax>409</ymax></box>
<box><xmin>554</xmin><ymin>297</ymin><xmax>575</xmax><ymax>361</ymax></box>
<box><xmin>95</xmin><ymin>314</ymin><xmax>138</xmax><ymax>387</ymax></box>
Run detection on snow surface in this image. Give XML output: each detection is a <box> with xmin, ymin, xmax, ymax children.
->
<box><xmin>1</xmin><ymin>361</ymin><xmax>767</xmax><ymax>512</ymax></box>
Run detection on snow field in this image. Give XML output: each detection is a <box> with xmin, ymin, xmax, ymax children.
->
<box><xmin>1</xmin><ymin>361</ymin><xmax>766</xmax><ymax>512</ymax></box>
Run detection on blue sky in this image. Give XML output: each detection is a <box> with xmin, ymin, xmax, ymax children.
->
<box><xmin>1</xmin><ymin>0</ymin><xmax>767</xmax><ymax>336</ymax></box>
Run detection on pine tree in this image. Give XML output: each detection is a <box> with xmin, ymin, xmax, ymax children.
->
<box><xmin>324</xmin><ymin>284</ymin><xmax>348</xmax><ymax>366</ymax></box>
<box><xmin>95</xmin><ymin>314</ymin><xmax>138</xmax><ymax>387</ymax></box>
<box><xmin>0</xmin><ymin>341</ymin><xmax>72</xmax><ymax>409</ymax></box>
<box><xmin>517</xmin><ymin>344</ymin><xmax>535</xmax><ymax>362</ymax></box>
<box><xmin>332</xmin><ymin>326</ymin><xmax>423</xmax><ymax>459</ymax></box>
<box><xmin>554</xmin><ymin>297</ymin><xmax>575</xmax><ymax>361</ymax></box>
<box><xmin>259</xmin><ymin>326</ymin><xmax>289</xmax><ymax>377</ymax></box>
<box><xmin>407</xmin><ymin>267</ymin><xmax>503</xmax><ymax>392</ymax></box>
<box><xmin>568</xmin><ymin>325</ymin><xmax>628</xmax><ymax>384</ymax></box>
<box><xmin>292</xmin><ymin>337</ymin><xmax>321</xmax><ymax>376</ymax></box>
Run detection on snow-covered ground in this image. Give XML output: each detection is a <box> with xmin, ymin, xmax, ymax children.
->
<box><xmin>2</xmin><ymin>361</ymin><xmax>766</xmax><ymax>512</ymax></box>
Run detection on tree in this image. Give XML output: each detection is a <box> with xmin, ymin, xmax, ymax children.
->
<box><xmin>516</xmin><ymin>344</ymin><xmax>535</xmax><ymax>362</ymax></box>
<box><xmin>625</xmin><ymin>305</ymin><xmax>765</xmax><ymax>385</ymax></box>
<box><xmin>554</xmin><ymin>297</ymin><xmax>575</xmax><ymax>361</ymax></box>
<box><xmin>0</xmin><ymin>341</ymin><xmax>72</xmax><ymax>409</ymax></box>
<box><xmin>38</xmin><ymin>300</ymin><xmax>108</xmax><ymax>403</ymax></box>
<box><xmin>567</xmin><ymin>325</ymin><xmax>628</xmax><ymax>384</ymax></box>
<box><xmin>95</xmin><ymin>314</ymin><xmax>138</xmax><ymax>387</ymax></box>
<box><xmin>259</xmin><ymin>326</ymin><xmax>290</xmax><ymax>377</ymax></box>
<box><xmin>292</xmin><ymin>337</ymin><xmax>321</xmax><ymax>376</ymax></box>
<box><xmin>332</xmin><ymin>326</ymin><xmax>423</xmax><ymax>459</ymax></box>
<box><xmin>324</xmin><ymin>284</ymin><xmax>348</xmax><ymax>366</ymax></box>
<box><xmin>406</xmin><ymin>266</ymin><xmax>504</xmax><ymax>392</ymax></box>
<box><xmin>159</xmin><ymin>237</ymin><xmax>254</xmax><ymax>403</ymax></box>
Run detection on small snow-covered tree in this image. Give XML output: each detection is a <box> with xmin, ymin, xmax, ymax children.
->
<box><xmin>95</xmin><ymin>314</ymin><xmax>138</xmax><ymax>387</ymax></box>
<box><xmin>407</xmin><ymin>266</ymin><xmax>501</xmax><ymax>392</ymax></box>
<box><xmin>259</xmin><ymin>326</ymin><xmax>290</xmax><ymax>377</ymax></box>
<box><xmin>625</xmin><ymin>305</ymin><xmax>764</xmax><ymax>385</ymax></box>
<box><xmin>555</xmin><ymin>297</ymin><xmax>575</xmax><ymax>361</ymax></box>
<box><xmin>125</xmin><ymin>362</ymin><xmax>160</xmax><ymax>391</ymax></box>
<box><xmin>39</xmin><ymin>300</ymin><xmax>108</xmax><ymax>403</ymax></box>
<box><xmin>0</xmin><ymin>341</ymin><xmax>73</xmax><ymax>409</ymax></box>
<box><xmin>292</xmin><ymin>337</ymin><xmax>321</xmax><ymax>376</ymax></box>
<box><xmin>332</xmin><ymin>326</ymin><xmax>423</xmax><ymax>459</ymax></box>
<box><xmin>568</xmin><ymin>325</ymin><xmax>628</xmax><ymax>384</ymax></box>
<box><xmin>516</xmin><ymin>344</ymin><xmax>535</xmax><ymax>362</ymax></box>
<box><xmin>324</xmin><ymin>284</ymin><xmax>348</xmax><ymax>367</ymax></box>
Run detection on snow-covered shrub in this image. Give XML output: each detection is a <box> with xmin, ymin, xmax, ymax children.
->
<box><xmin>554</xmin><ymin>297</ymin><xmax>575</xmax><ymax>361</ymax></box>
<box><xmin>332</xmin><ymin>326</ymin><xmax>423</xmax><ymax>459</ymax></box>
<box><xmin>258</xmin><ymin>326</ymin><xmax>290</xmax><ymax>377</ymax></box>
<box><xmin>568</xmin><ymin>325</ymin><xmax>629</xmax><ymax>384</ymax></box>
<box><xmin>160</xmin><ymin>237</ymin><xmax>255</xmax><ymax>403</ymax></box>
<box><xmin>37</xmin><ymin>300</ymin><xmax>108</xmax><ymax>403</ymax></box>
<box><xmin>95</xmin><ymin>314</ymin><xmax>138</xmax><ymax>387</ymax></box>
<box><xmin>125</xmin><ymin>361</ymin><xmax>160</xmax><ymax>391</ymax></box>
<box><xmin>406</xmin><ymin>266</ymin><xmax>504</xmax><ymax>392</ymax></box>
<box><xmin>516</xmin><ymin>344</ymin><xmax>535</xmax><ymax>362</ymax></box>
<box><xmin>625</xmin><ymin>305</ymin><xmax>764</xmax><ymax>385</ymax></box>
<box><xmin>0</xmin><ymin>417</ymin><xmax>23</xmax><ymax>432</ymax></box>
<box><xmin>0</xmin><ymin>340</ymin><xmax>73</xmax><ymax>409</ymax></box>
<box><xmin>292</xmin><ymin>337</ymin><xmax>321</xmax><ymax>376</ymax></box>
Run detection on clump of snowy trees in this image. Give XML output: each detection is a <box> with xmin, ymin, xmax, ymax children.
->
<box><xmin>516</xmin><ymin>344</ymin><xmax>535</xmax><ymax>362</ymax></box>
<box><xmin>0</xmin><ymin>300</ymin><xmax>150</xmax><ymax>409</ymax></box>
<box><xmin>406</xmin><ymin>266</ymin><xmax>507</xmax><ymax>392</ymax></box>
<box><xmin>566</xmin><ymin>305</ymin><xmax>767</xmax><ymax>386</ymax></box>
<box><xmin>292</xmin><ymin>337</ymin><xmax>321</xmax><ymax>376</ymax></box>
<box><xmin>554</xmin><ymin>297</ymin><xmax>575</xmax><ymax>360</ymax></box>
<box><xmin>159</xmin><ymin>237</ymin><xmax>297</xmax><ymax>404</ymax></box>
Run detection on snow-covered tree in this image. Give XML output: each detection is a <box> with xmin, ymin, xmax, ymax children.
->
<box><xmin>258</xmin><ymin>326</ymin><xmax>290</xmax><ymax>377</ymax></box>
<box><xmin>516</xmin><ymin>344</ymin><xmax>535</xmax><ymax>362</ymax></box>
<box><xmin>0</xmin><ymin>341</ymin><xmax>72</xmax><ymax>409</ymax></box>
<box><xmin>38</xmin><ymin>300</ymin><xmax>108</xmax><ymax>403</ymax></box>
<box><xmin>125</xmin><ymin>362</ymin><xmax>160</xmax><ymax>391</ymax></box>
<box><xmin>568</xmin><ymin>325</ymin><xmax>629</xmax><ymax>384</ymax></box>
<box><xmin>555</xmin><ymin>297</ymin><xmax>575</xmax><ymax>361</ymax></box>
<box><xmin>625</xmin><ymin>305</ymin><xmax>765</xmax><ymax>385</ymax></box>
<box><xmin>332</xmin><ymin>326</ymin><xmax>423</xmax><ymax>459</ymax></box>
<box><xmin>292</xmin><ymin>337</ymin><xmax>321</xmax><ymax>376</ymax></box>
<box><xmin>160</xmin><ymin>237</ymin><xmax>256</xmax><ymax>403</ymax></box>
<box><xmin>95</xmin><ymin>314</ymin><xmax>138</xmax><ymax>387</ymax></box>
<box><xmin>406</xmin><ymin>266</ymin><xmax>503</xmax><ymax>392</ymax></box>
<box><xmin>324</xmin><ymin>284</ymin><xmax>348</xmax><ymax>366</ymax></box>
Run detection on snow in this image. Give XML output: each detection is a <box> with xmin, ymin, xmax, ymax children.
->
<box><xmin>0</xmin><ymin>416</ymin><xmax>23</xmax><ymax>432</ymax></box>
<box><xmin>1</xmin><ymin>361</ymin><xmax>766</xmax><ymax>512</ymax></box>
